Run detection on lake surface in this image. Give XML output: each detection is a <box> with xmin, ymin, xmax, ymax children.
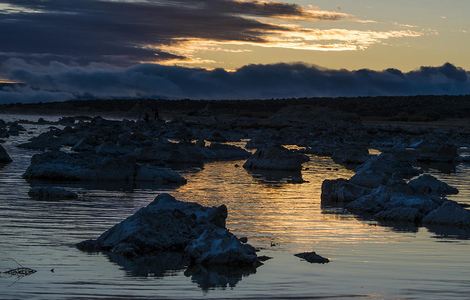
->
<box><xmin>1</xmin><ymin>114</ymin><xmax>470</xmax><ymax>300</ymax></box>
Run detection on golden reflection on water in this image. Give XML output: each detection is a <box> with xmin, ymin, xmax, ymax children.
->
<box><xmin>173</xmin><ymin>155</ymin><xmax>410</xmax><ymax>251</ymax></box>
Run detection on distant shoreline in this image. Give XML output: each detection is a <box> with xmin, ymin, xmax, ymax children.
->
<box><xmin>1</xmin><ymin>95</ymin><xmax>469</xmax><ymax>122</ymax></box>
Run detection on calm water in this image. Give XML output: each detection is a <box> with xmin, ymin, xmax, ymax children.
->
<box><xmin>1</xmin><ymin>115</ymin><xmax>470</xmax><ymax>300</ymax></box>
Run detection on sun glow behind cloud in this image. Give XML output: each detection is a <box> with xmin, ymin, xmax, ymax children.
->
<box><xmin>0</xmin><ymin>0</ymin><xmax>428</xmax><ymax>69</ymax></box>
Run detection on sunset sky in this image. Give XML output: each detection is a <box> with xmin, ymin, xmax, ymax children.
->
<box><xmin>1</xmin><ymin>0</ymin><xmax>469</xmax><ymax>101</ymax></box>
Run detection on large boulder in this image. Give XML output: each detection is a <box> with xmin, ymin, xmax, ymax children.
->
<box><xmin>77</xmin><ymin>194</ymin><xmax>261</xmax><ymax>267</ymax></box>
<box><xmin>0</xmin><ymin>144</ymin><xmax>12</xmax><ymax>163</ymax></box>
<box><xmin>243</xmin><ymin>146</ymin><xmax>309</xmax><ymax>171</ymax></box>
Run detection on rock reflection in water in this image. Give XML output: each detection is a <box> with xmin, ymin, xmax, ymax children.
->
<box><xmin>106</xmin><ymin>252</ymin><xmax>258</xmax><ymax>290</ymax></box>
<box><xmin>245</xmin><ymin>169</ymin><xmax>305</xmax><ymax>184</ymax></box>
<box><xmin>185</xmin><ymin>264</ymin><xmax>258</xmax><ymax>291</ymax></box>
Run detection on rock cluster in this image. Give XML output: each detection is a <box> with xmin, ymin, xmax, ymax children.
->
<box><xmin>321</xmin><ymin>153</ymin><xmax>469</xmax><ymax>227</ymax></box>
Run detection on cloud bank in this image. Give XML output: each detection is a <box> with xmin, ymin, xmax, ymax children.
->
<box><xmin>0</xmin><ymin>60</ymin><xmax>469</xmax><ymax>103</ymax></box>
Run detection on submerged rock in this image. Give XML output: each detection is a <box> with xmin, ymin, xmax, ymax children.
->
<box><xmin>295</xmin><ymin>252</ymin><xmax>330</xmax><ymax>264</ymax></box>
<box><xmin>243</xmin><ymin>145</ymin><xmax>309</xmax><ymax>171</ymax></box>
<box><xmin>77</xmin><ymin>194</ymin><xmax>261</xmax><ymax>267</ymax></box>
<box><xmin>29</xmin><ymin>187</ymin><xmax>78</xmax><ymax>201</ymax></box>
<box><xmin>0</xmin><ymin>144</ymin><xmax>12</xmax><ymax>163</ymax></box>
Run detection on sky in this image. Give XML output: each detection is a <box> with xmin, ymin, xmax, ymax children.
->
<box><xmin>0</xmin><ymin>0</ymin><xmax>470</xmax><ymax>101</ymax></box>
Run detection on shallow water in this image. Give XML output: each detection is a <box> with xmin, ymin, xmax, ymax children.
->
<box><xmin>1</xmin><ymin>115</ymin><xmax>470</xmax><ymax>299</ymax></box>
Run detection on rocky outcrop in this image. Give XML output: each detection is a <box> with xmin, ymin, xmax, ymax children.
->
<box><xmin>29</xmin><ymin>187</ymin><xmax>78</xmax><ymax>201</ymax></box>
<box><xmin>243</xmin><ymin>146</ymin><xmax>309</xmax><ymax>171</ymax></box>
<box><xmin>23</xmin><ymin>151</ymin><xmax>186</xmax><ymax>185</ymax></box>
<box><xmin>77</xmin><ymin>194</ymin><xmax>261</xmax><ymax>267</ymax></box>
<box><xmin>0</xmin><ymin>144</ymin><xmax>12</xmax><ymax>163</ymax></box>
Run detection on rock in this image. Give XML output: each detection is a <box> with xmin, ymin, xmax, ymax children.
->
<box><xmin>77</xmin><ymin>194</ymin><xmax>228</xmax><ymax>256</ymax></box>
<box><xmin>350</xmin><ymin>153</ymin><xmax>421</xmax><ymax>188</ymax></box>
<box><xmin>23</xmin><ymin>151</ymin><xmax>186</xmax><ymax>185</ymax></box>
<box><xmin>135</xmin><ymin>142</ymin><xmax>206</xmax><ymax>166</ymax></box>
<box><xmin>295</xmin><ymin>252</ymin><xmax>330</xmax><ymax>264</ymax></box>
<box><xmin>374</xmin><ymin>207</ymin><xmax>422</xmax><ymax>223</ymax></box>
<box><xmin>423</xmin><ymin>201</ymin><xmax>470</xmax><ymax>227</ymax></box>
<box><xmin>321</xmin><ymin>179</ymin><xmax>371</xmax><ymax>204</ymax></box>
<box><xmin>243</xmin><ymin>146</ymin><xmax>309</xmax><ymax>171</ymax></box>
<box><xmin>134</xmin><ymin>165</ymin><xmax>187</xmax><ymax>184</ymax></box>
<box><xmin>0</xmin><ymin>144</ymin><xmax>12</xmax><ymax>163</ymax></box>
<box><xmin>346</xmin><ymin>186</ymin><xmax>390</xmax><ymax>215</ymax></box>
<box><xmin>29</xmin><ymin>187</ymin><xmax>78</xmax><ymax>201</ymax></box>
<box><xmin>408</xmin><ymin>174</ymin><xmax>459</xmax><ymax>196</ymax></box>
<box><xmin>77</xmin><ymin>194</ymin><xmax>261</xmax><ymax>268</ymax></box>
<box><xmin>384</xmin><ymin>194</ymin><xmax>441</xmax><ymax>215</ymax></box>
<box><xmin>331</xmin><ymin>146</ymin><xmax>370</xmax><ymax>165</ymax></box>
<box><xmin>204</xmin><ymin>143</ymin><xmax>251</xmax><ymax>161</ymax></box>
<box><xmin>415</xmin><ymin>142</ymin><xmax>458</xmax><ymax>162</ymax></box>
<box><xmin>186</xmin><ymin>227</ymin><xmax>259</xmax><ymax>266</ymax></box>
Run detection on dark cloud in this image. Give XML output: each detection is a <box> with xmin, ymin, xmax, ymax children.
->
<box><xmin>0</xmin><ymin>60</ymin><xmax>468</xmax><ymax>103</ymax></box>
<box><xmin>0</xmin><ymin>0</ymin><xmax>338</xmax><ymax>64</ymax></box>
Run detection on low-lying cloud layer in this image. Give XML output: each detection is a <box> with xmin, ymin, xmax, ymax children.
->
<box><xmin>1</xmin><ymin>60</ymin><xmax>469</xmax><ymax>103</ymax></box>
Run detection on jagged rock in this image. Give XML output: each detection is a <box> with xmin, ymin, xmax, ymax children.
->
<box><xmin>186</xmin><ymin>227</ymin><xmax>259</xmax><ymax>266</ymax></box>
<box><xmin>243</xmin><ymin>146</ymin><xmax>309</xmax><ymax>171</ymax></box>
<box><xmin>295</xmin><ymin>252</ymin><xmax>330</xmax><ymax>264</ymax></box>
<box><xmin>0</xmin><ymin>144</ymin><xmax>12</xmax><ymax>163</ymax></box>
<box><xmin>77</xmin><ymin>194</ymin><xmax>261</xmax><ymax>268</ymax></box>
<box><xmin>29</xmin><ymin>187</ymin><xmax>78</xmax><ymax>201</ymax></box>
<box><xmin>423</xmin><ymin>202</ymin><xmax>470</xmax><ymax>227</ymax></box>
<box><xmin>408</xmin><ymin>174</ymin><xmax>459</xmax><ymax>196</ymax></box>
<box><xmin>77</xmin><ymin>194</ymin><xmax>228</xmax><ymax>256</ymax></box>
